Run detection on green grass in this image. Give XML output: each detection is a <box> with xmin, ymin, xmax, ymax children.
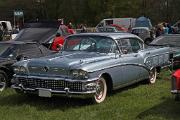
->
<box><xmin>0</xmin><ymin>71</ymin><xmax>180</xmax><ymax>120</ymax></box>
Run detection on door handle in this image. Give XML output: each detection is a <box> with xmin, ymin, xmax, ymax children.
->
<box><xmin>134</xmin><ymin>54</ymin><xmax>138</xmax><ymax>57</ymax></box>
<box><xmin>146</xmin><ymin>52</ymin><xmax>151</xmax><ymax>55</ymax></box>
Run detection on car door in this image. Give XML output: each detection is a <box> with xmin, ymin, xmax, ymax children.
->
<box><xmin>117</xmin><ymin>38</ymin><xmax>144</xmax><ymax>84</ymax></box>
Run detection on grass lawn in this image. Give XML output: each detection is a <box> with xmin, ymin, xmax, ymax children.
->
<box><xmin>0</xmin><ymin>70</ymin><xmax>180</xmax><ymax>120</ymax></box>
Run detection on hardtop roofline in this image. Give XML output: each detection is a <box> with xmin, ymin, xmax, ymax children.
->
<box><xmin>67</xmin><ymin>32</ymin><xmax>141</xmax><ymax>40</ymax></box>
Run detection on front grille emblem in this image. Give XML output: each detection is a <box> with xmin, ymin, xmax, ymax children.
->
<box><xmin>43</xmin><ymin>66</ymin><xmax>49</xmax><ymax>72</ymax></box>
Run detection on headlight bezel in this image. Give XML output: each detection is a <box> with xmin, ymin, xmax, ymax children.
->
<box><xmin>13</xmin><ymin>66</ymin><xmax>27</xmax><ymax>74</ymax></box>
<box><xmin>70</xmin><ymin>69</ymin><xmax>89</xmax><ymax>79</ymax></box>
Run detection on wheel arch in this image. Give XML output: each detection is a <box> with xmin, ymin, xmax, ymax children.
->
<box><xmin>0</xmin><ymin>66</ymin><xmax>11</xmax><ymax>79</ymax></box>
<box><xmin>101</xmin><ymin>73</ymin><xmax>113</xmax><ymax>93</ymax></box>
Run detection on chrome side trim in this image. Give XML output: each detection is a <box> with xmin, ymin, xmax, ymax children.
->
<box><xmin>13</xmin><ymin>74</ymin><xmax>99</xmax><ymax>82</ymax></box>
<box><xmin>88</xmin><ymin>63</ymin><xmax>150</xmax><ymax>73</ymax></box>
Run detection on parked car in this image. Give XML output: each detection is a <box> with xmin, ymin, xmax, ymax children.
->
<box><xmin>150</xmin><ymin>34</ymin><xmax>180</xmax><ymax>69</ymax></box>
<box><xmin>0</xmin><ymin>21</ymin><xmax>13</xmax><ymax>41</ymax></box>
<box><xmin>0</xmin><ymin>41</ymin><xmax>54</xmax><ymax>91</ymax></box>
<box><xmin>171</xmin><ymin>69</ymin><xmax>180</xmax><ymax>100</ymax></box>
<box><xmin>12</xmin><ymin>33</ymin><xmax>170</xmax><ymax>103</ymax></box>
<box><xmin>96</xmin><ymin>18</ymin><xmax>136</xmax><ymax>30</ymax></box>
<box><xmin>132</xmin><ymin>27</ymin><xmax>155</xmax><ymax>44</ymax></box>
<box><xmin>96</xmin><ymin>26</ymin><xmax>126</xmax><ymax>33</ymax></box>
<box><xmin>13</xmin><ymin>21</ymin><xmax>59</xmax><ymax>48</ymax></box>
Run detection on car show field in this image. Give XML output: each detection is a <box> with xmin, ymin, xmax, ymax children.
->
<box><xmin>0</xmin><ymin>71</ymin><xmax>179</xmax><ymax>120</ymax></box>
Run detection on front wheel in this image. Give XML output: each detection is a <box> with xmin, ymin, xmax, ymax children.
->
<box><xmin>93</xmin><ymin>77</ymin><xmax>107</xmax><ymax>103</ymax></box>
<box><xmin>148</xmin><ymin>68</ymin><xmax>157</xmax><ymax>84</ymax></box>
<box><xmin>0</xmin><ymin>70</ymin><xmax>8</xmax><ymax>91</ymax></box>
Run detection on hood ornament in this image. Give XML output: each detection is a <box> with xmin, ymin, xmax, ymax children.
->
<box><xmin>43</xmin><ymin>66</ymin><xmax>49</xmax><ymax>72</ymax></box>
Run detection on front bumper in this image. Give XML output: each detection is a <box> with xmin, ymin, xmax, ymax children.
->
<box><xmin>11</xmin><ymin>75</ymin><xmax>98</xmax><ymax>98</ymax></box>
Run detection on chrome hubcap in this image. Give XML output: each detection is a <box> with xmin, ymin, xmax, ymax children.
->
<box><xmin>95</xmin><ymin>80</ymin><xmax>104</xmax><ymax>100</ymax></box>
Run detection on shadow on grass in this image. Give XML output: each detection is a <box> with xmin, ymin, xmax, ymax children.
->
<box><xmin>137</xmin><ymin>98</ymin><xmax>180</xmax><ymax>120</ymax></box>
<box><xmin>0</xmin><ymin>81</ymin><xmax>146</xmax><ymax>111</ymax></box>
<box><xmin>0</xmin><ymin>90</ymin><xmax>94</xmax><ymax>111</ymax></box>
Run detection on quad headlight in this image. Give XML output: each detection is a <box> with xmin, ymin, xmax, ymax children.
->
<box><xmin>13</xmin><ymin>66</ymin><xmax>27</xmax><ymax>74</ymax></box>
<box><xmin>71</xmin><ymin>69</ymin><xmax>88</xmax><ymax>79</ymax></box>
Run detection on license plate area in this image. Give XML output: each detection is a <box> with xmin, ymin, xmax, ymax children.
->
<box><xmin>38</xmin><ymin>89</ymin><xmax>51</xmax><ymax>97</ymax></box>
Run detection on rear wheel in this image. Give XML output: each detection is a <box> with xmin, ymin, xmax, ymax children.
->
<box><xmin>148</xmin><ymin>68</ymin><xmax>157</xmax><ymax>84</ymax></box>
<box><xmin>0</xmin><ymin>70</ymin><xmax>8</xmax><ymax>91</ymax></box>
<box><xmin>93</xmin><ymin>77</ymin><xmax>107</xmax><ymax>103</ymax></box>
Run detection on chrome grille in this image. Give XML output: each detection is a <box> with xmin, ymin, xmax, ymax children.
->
<box><xmin>18</xmin><ymin>77</ymin><xmax>82</xmax><ymax>92</ymax></box>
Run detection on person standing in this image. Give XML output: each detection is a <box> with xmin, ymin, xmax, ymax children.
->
<box><xmin>163</xmin><ymin>22</ymin><xmax>169</xmax><ymax>34</ymax></box>
<box><xmin>67</xmin><ymin>22</ymin><xmax>75</xmax><ymax>34</ymax></box>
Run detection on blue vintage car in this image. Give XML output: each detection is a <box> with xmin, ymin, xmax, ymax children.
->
<box><xmin>11</xmin><ymin>33</ymin><xmax>170</xmax><ymax>103</ymax></box>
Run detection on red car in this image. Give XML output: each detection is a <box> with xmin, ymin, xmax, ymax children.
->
<box><xmin>51</xmin><ymin>25</ymin><xmax>75</xmax><ymax>51</ymax></box>
<box><xmin>110</xmin><ymin>24</ymin><xmax>128</xmax><ymax>32</ymax></box>
<box><xmin>171</xmin><ymin>69</ymin><xmax>180</xmax><ymax>100</ymax></box>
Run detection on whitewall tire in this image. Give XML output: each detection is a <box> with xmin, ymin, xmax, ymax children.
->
<box><xmin>148</xmin><ymin>68</ymin><xmax>157</xmax><ymax>84</ymax></box>
<box><xmin>94</xmin><ymin>77</ymin><xmax>107</xmax><ymax>103</ymax></box>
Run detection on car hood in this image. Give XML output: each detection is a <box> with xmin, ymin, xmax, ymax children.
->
<box><xmin>16</xmin><ymin>51</ymin><xmax>115</xmax><ymax>76</ymax></box>
<box><xmin>27</xmin><ymin>51</ymin><xmax>112</xmax><ymax>67</ymax></box>
<box><xmin>0</xmin><ymin>57</ymin><xmax>15</xmax><ymax>66</ymax></box>
<box><xmin>14</xmin><ymin>28</ymin><xmax>57</xmax><ymax>43</ymax></box>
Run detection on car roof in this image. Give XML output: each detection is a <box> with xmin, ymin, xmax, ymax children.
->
<box><xmin>68</xmin><ymin>32</ymin><xmax>140</xmax><ymax>40</ymax></box>
<box><xmin>132</xmin><ymin>27</ymin><xmax>150</xmax><ymax>30</ymax></box>
<box><xmin>150</xmin><ymin>34</ymin><xmax>180</xmax><ymax>46</ymax></box>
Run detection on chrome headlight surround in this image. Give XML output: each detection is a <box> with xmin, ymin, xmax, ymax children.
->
<box><xmin>70</xmin><ymin>69</ymin><xmax>89</xmax><ymax>79</ymax></box>
<box><xmin>13</xmin><ymin>66</ymin><xmax>27</xmax><ymax>74</ymax></box>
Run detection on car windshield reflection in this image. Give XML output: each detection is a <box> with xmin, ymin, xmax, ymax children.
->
<box><xmin>0</xmin><ymin>44</ymin><xmax>16</xmax><ymax>58</ymax></box>
<box><xmin>63</xmin><ymin>36</ymin><xmax>117</xmax><ymax>53</ymax></box>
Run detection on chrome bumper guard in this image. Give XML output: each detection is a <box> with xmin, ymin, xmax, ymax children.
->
<box><xmin>11</xmin><ymin>75</ymin><xmax>98</xmax><ymax>98</ymax></box>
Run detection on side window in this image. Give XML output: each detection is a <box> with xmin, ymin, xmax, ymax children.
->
<box><xmin>19</xmin><ymin>44</ymin><xmax>42</xmax><ymax>58</ymax></box>
<box><xmin>118</xmin><ymin>39</ymin><xmax>133</xmax><ymax>54</ymax></box>
<box><xmin>96</xmin><ymin>38</ymin><xmax>118</xmax><ymax>53</ymax></box>
<box><xmin>129</xmin><ymin>38</ymin><xmax>143</xmax><ymax>53</ymax></box>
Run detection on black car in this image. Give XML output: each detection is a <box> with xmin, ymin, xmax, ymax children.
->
<box><xmin>14</xmin><ymin>21</ymin><xmax>71</xmax><ymax>50</ymax></box>
<box><xmin>0</xmin><ymin>41</ymin><xmax>54</xmax><ymax>91</ymax></box>
<box><xmin>150</xmin><ymin>34</ymin><xmax>180</xmax><ymax>68</ymax></box>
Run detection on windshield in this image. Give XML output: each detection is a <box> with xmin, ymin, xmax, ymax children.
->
<box><xmin>0</xmin><ymin>44</ymin><xmax>17</xmax><ymax>58</ymax></box>
<box><xmin>63</xmin><ymin>36</ymin><xmax>117</xmax><ymax>53</ymax></box>
<box><xmin>151</xmin><ymin>36</ymin><xmax>180</xmax><ymax>47</ymax></box>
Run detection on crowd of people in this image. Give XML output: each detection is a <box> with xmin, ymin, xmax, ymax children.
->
<box><xmin>155</xmin><ymin>22</ymin><xmax>176</xmax><ymax>37</ymax></box>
